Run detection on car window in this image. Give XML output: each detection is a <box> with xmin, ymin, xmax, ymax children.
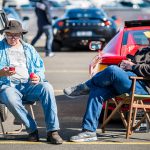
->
<box><xmin>67</xmin><ymin>9</ymin><xmax>106</xmax><ymax>19</ymax></box>
<box><xmin>123</xmin><ymin>30</ymin><xmax>150</xmax><ymax>46</ymax></box>
<box><xmin>103</xmin><ymin>33</ymin><xmax>121</xmax><ymax>54</ymax></box>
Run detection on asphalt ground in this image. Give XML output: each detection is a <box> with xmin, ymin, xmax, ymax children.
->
<box><xmin>0</xmin><ymin>50</ymin><xmax>150</xmax><ymax>150</ymax></box>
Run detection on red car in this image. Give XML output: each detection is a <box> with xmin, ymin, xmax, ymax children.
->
<box><xmin>89</xmin><ymin>20</ymin><xmax>150</xmax><ymax>77</ymax></box>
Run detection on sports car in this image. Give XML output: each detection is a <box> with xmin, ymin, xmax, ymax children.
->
<box><xmin>52</xmin><ymin>7</ymin><xmax>117</xmax><ymax>51</ymax></box>
<box><xmin>89</xmin><ymin>20</ymin><xmax>150</xmax><ymax>76</ymax></box>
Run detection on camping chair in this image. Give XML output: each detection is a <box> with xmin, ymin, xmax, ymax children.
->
<box><xmin>101</xmin><ymin>76</ymin><xmax>150</xmax><ymax>139</ymax></box>
<box><xmin>0</xmin><ymin>101</ymin><xmax>36</xmax><ymax>138</ymax></box>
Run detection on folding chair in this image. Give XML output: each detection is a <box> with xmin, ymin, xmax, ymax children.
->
<box><xmin>0</xmin><ymin>101</ymin><xmax>36</xmax><ymax>138</ymax></box>
<box><xmin>101</xmin><ymin>76</ymin><xmax>150</xmax><ymax>139</ymax></box>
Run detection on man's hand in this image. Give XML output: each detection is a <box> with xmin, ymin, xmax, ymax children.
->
<box><xmin>0</xmin><ymin>67</ymin><xmax>16</xmax><ymax>77</ymax></box>
<box><xmin>30</xmin><ymin>73</ymin><xmax>40</xmax><ymax>84</ymax></box>
<box><xmin>120</xmin><ymin>60</ymin><xmax>135</xmax><ymax>70</ymax></box>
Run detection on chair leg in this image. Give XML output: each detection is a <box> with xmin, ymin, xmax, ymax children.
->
<box><xmin>102</xmin><ymin>101</ymin><xmax>109</xmax><ymax>133</ymax></box>
<box><xmin>7</xmin><ymin>104</ymin><xmax>35</xmax><ymax>134</ymax></box>
<box><xmin>29</xmin><ymin>105</ymin><xmax>35</xmax><ymax>120</ymax></box>
<box><xmin>0</xmin><ymin>117</ymin><xmax>6</xmax><ymax>138</ymax></box>
<box><xmin>126</xmin><ymin>104</ymin><xmax>134</xmax><ymax>139</ymax></box>
<box><xmin>101</xmin><ymin>99</ymin><xmax>125</xmax><ymax>129</ymax></box>
<box><xmin>140</xmin><ymin>100</ymin><xmax>150</xmax><ymax>123</ymax></box>
<box><xmin>132</xmin><ymin>101</ymin><xmax>138</xmax><ymax>128</ymax></box>
<box><xmin>6</xmin><ymin>124</ymin><xmax>24</xmax><ymax>134</ymax></box>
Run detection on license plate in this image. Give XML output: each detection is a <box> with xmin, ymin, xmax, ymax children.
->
<box><xmin>76</xmin><ymin>31</ymin><xmax>92</xmax><ymax>37</ymax></box>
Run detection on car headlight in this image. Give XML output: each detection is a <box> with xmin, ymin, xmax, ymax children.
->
<box><xmin>53</xmin><ymin>28</ymin><xmax>58</xmax><ymax>35</ymax></box>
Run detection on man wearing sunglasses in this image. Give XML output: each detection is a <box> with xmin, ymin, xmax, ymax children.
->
<box><xmin>0</xmin><ymin>20</ymin><xmax>63</xmax><ymax>144</ymax></box>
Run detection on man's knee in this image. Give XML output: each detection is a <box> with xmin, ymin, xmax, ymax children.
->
<box><xmin>39</xmin><ymin>82</ymin><xmax>54</xmax><ymax>93</ymax></box>
<box><xmin>0</xmin><ymin>87</ymin><xmax>22</xmax><ymax>105</ymax></box>
<box><xmin>105</xmin><ymin>65</ymin><xmax>122</xmax><ymax>75</ymax></box>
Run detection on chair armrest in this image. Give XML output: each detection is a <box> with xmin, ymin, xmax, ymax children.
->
<box><xmin>129</xmin><ymin>76</ymin><xmax>150</xmax><ymax>96</ymax></box>
<box><xmin>129</xmin><ymin>76</ymin><xmax>150</xmax><ymax>80</ymax></box>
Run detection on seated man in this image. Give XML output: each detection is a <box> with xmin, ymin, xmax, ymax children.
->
<box><xmin>0</xmin><ymin>20</ymin><xmax>63</xmax><ymax>144</ymax></box>
<box><xmin>64</xmin><ymin>31</ymin><xmax>150</xmax><ymax>142</ymax></box>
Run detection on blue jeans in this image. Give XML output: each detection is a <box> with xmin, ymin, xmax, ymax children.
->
<box><xmin>31</xmin><ymin>25</ymin><xmax>53</xmax><ymax>55</ymax></box>
<box><xmin>0</xmin><ymin>81</ymin><xmax>59</xmax><ymax>133</ymax></box>
<box><xmin>82</xmin><ymin>65</ymin><xmax>148</xmax><ymax>132</ymax></box>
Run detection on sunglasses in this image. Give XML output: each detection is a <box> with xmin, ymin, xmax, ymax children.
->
<box><xmin>5</xmin><ymin>33</ymin><xmax>21</xmax><ymax>39</ymax></box>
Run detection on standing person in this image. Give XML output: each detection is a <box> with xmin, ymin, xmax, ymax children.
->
<box><xmin>63</xmin><ymin>31</ymin><xmax>150</xmax><ymax>142</ymax></box>
<box><xmin>31</xmin><ymin>0</ymin><xmax>54</xmax><ymax>57</ymax></box>
<box><xmin>0</xmin><ymin>20</ymin><xmax>63</xmax><ymax>144</ymax></box>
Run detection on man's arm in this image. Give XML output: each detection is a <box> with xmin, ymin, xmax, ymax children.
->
<box><xmin>132</xmin><ymin>63</ymin><xmax>150</xmax><ymax>77</ymax></box>
<box><xmin>42</xmin><ymin>0</ymin><xmax>52</xmax><ymax>24</ymax></box>
<box><xmin>0</xmin><ymin>67</ymin><xmax>16</xmax><ymax>77</ymax></box>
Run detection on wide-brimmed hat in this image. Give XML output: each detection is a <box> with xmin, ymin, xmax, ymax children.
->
<box><xmin>4</xmin><ymin>20</ymin><xmax>28</xmax><ymax>34</ymax></box>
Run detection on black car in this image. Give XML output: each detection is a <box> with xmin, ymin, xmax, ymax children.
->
<box><xmin>52</xmin><ymin>8</ymin><xmax>117</xmax><ymax>51</ymax></box>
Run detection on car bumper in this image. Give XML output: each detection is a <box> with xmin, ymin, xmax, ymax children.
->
<box><xmin>53</xmin><ymin>28</ymin><xmax>116</xmax><ymax>47</ymax></box>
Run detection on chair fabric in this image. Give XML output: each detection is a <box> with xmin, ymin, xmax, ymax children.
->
<box><xmin>101</xmin><ymin>76</ymin><xmax>150</xmax><ymax>139</ymax></box>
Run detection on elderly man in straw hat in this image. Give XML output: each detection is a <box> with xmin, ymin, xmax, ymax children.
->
<box><xmin>0</xmin><ymin>20</ymin><xmax>63</xmax><ymax>144</ymax></box>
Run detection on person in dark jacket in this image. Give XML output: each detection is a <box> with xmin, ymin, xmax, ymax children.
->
<box><xmin>63</xmin><ymin>31</ymin><xmax>150</xmax><ymax>142</ymax></box>
<box><xmin>31</xmin><ymin>0</ymin><xmax>54</xmax><ymax>57</ymax></box>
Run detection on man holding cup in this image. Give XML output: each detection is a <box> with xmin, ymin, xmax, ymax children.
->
<box><xmin>0</xmin><ymin>20</ymin><xmax>63</xmax><ymax>144</ymax></box>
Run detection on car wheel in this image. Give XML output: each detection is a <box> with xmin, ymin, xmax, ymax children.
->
<box><xmin>0</xmin><ymin>104</ymin><xmax>8</xmax><ymax>122</ymax></box>
<box><xmin>52</xmin><ymin>41</ymin><xmax>61</xmax><ymax>52</ymax></box>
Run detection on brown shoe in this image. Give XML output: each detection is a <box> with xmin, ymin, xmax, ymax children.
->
<box><xmin>47</xmin><ymin>131</ymin><xmax>63</xmax><ymax>144</ymax></box>
<box><xmin>28</xmin><ymin>130</ymin><xmax>39</xmax><ymax>142</ymax></box>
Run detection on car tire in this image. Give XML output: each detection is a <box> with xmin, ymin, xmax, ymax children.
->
<box><xmin>52</xmin><ymin>41</ymin><xmax>61</xmax><ymax>52</ymax></box>
<box><xmin>0</xmin><ymin>104</ymin><xmax>8</xmax><ymax>122</ymax></box>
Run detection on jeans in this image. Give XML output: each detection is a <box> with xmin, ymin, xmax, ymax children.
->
<box><xmin>82</xmin><ymin>65</ymin><xmax>148</xmax><ymax>132</ymax></box>
<box><xmin>0</xmin><ymin>81</ymin><xmax>59</xmax><ymax>133</ymax></box>
<box><xmin>31</xmin><ymin>25</ymin><xmax>53</xmax><ymax>55</ymax></box>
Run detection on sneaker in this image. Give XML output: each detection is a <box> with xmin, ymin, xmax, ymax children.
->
<box><xmin>70</xmin><ymin>131</ymin><xmax>97</xmax><ymax>142</ymax></box>
<box><xmin>28</xmin><ymin>130</ymin><xmax>39</xmax><ymax>142</ymax></box>
<box><xmin>46</xmin><ymin>52</ymin><xmax>55</xmax><ymax>57</ymax></box>
<box><xmin>63</xmin><ymin>83</ymin><xmax>90</xmax><ymax>98</ymax></box>
<box><xmin>47</xmin><ymin>131</ymin><xmax>63</xmax><ymax>144</ymax></box>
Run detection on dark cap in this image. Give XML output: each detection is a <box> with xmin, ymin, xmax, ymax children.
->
<box><xmin>4</xmin><ymin>20</ymin><xmax>28</xmax><ymax>34</ymax></box>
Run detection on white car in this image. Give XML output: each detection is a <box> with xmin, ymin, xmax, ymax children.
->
<box><xmin>68</xmin><ymin>0</ymin><xmax>94</xmax><ymax>8</ymax></box>
<box><xmin>3</xmin><ymin>0</ymin><xmax>30</xmax><ymax>9</ymax></box>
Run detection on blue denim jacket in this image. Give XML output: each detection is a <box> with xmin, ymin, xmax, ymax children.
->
<box><xmin>0</xmin><ymin>39</ymin><xmax>45</xmax><ymax>86</ymax></box>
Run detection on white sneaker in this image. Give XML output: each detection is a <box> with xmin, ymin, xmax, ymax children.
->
<box><xmin>46</xmin><ymin>52</ymin><xmax>55</xmax><ymax>57</ymax></box>
<box><xmin>70</xmin><ymin>131</ymin><xmax>97</xmax><ymax>142</ymax></box>
<box><xmin>63</xmin><ymin>83</ymin><xmax>90</xmax><ymax>98</ymax></box>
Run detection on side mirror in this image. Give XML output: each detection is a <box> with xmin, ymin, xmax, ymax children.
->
<box><xmin>89</xmin><ymin>41</ymin><xmax>103</xmax><ymax>51</ymax></box>
<box><xmin>0</xmin><ymin>10</ymin><xmax>9</xmax><ymax>34</ymax></box>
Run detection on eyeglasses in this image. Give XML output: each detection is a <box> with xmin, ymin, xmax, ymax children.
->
<box><xmin>5</xmin><ymin>34</ymin><xmax>21</xmax><ymax>39</ymax></box>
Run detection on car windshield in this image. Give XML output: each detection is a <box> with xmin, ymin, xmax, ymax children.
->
<box><xmin>122</xmin><ymin>30</ymin><xmax>150</xmax><ymax>45</ymax></box>
<box><xmin>67</xmin><ymin>9</ymin><xmax>106</xmax><ymax>19</ymax></box>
